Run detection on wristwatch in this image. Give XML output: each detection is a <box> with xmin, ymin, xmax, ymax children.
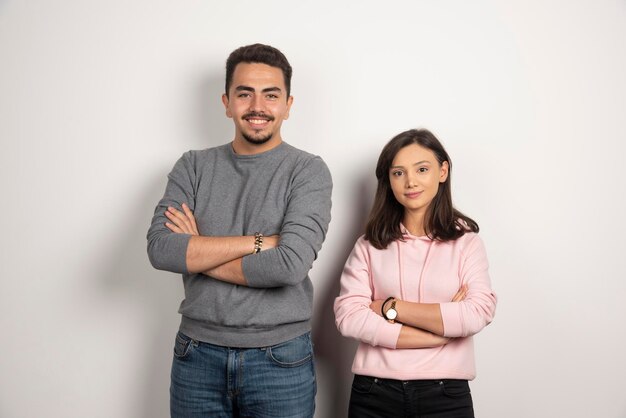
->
<box><xmin>382</xmin><ymin>297</ymin><xmax>398</xmax><ymax>321</ymax></box>
<box><xmin>386</xmin><ymin>300</ymin><xmax>398</xmax><ymax>321</ymax></box>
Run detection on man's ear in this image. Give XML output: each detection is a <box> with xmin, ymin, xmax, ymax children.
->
<box><xmin>222</xmin><ymin>94</ymin><xmax>232</xmax><ymax>118</ymax></box>
<box><xmin>283</xmin><ymin>96</ymin><xmax>294</xmax><ymax>120</ymax></box>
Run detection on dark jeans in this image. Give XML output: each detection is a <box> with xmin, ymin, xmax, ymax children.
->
<box><xmin>170</xmin><ymin>331</ymin><xmax>316</xmax><ymax>418</ymax></box>
<box><xmin>348</xmin><ymin>374</ymin><xmax>474</xmax><ymax>418</ymax></box>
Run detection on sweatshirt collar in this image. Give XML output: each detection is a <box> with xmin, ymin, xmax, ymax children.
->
<box><xmin>228</xmin><ymin>141</ymin><xmax>287</xmax><ymax>160</ymax></box>
<box><xmin>400</xmin><ymin>223</ymin><xmax>433</xmax><ymax>242</ymax></box>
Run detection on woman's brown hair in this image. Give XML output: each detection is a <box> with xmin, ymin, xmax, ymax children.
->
<box><xmin>364</xmin><ymin>129</ymin><xmax>478</xmax><ymax>249</ymax></box>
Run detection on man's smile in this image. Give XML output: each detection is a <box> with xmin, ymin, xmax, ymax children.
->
<box><xmin>243</xmin><ymin>112</ymin><xmax>274</xmax><ymax>127</ymax></box>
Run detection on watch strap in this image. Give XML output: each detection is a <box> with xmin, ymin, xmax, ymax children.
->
<box><xmin>381</xmin><ymin>297</ymin><xmax>395</xmax><ymax>320</ymax></box>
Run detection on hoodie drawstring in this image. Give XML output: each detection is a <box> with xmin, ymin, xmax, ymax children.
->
<box><xmin>397</xmin><ymin>238</ymin><xmax>435</xmax><ymax>303</ymax></box>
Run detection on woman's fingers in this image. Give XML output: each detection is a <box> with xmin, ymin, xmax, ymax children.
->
<box><xmin>451</xmin><ymin>285</ymin><xmax>468</xmax><ymax>302</ymax></box>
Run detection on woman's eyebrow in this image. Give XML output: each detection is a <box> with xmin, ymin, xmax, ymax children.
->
<box><xmin>390</xmin><ymin>160</ymin><xmax>431</xmax><ymax>169</ymax></box>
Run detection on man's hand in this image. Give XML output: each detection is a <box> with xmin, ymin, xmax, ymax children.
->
<box><xmin>262</xmin><ymin>235</ymin><xmax>280</xmax><ymax>251</ymax></box>
<box><xmin>165</xmin><ymin>203</ymin><xmax>199</xmax><ymax>235</ymax></box>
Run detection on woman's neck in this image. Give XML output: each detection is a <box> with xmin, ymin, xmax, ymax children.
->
<box><xmin>402</xmin><ymin>211</ymin><xmax>426</xmax><ymax>237</ymax></box>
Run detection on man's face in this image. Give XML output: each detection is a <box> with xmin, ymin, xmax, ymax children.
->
<box><xmin>222</xmin><ymin>63</ymin><xmax>293</xmax><ymax>146</ymax></box>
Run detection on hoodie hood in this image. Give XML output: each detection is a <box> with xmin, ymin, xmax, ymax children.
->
<box><xmin>400</xmin><ymin>223</ymin><xmax>434</xmax><ymax>242</ymax></box>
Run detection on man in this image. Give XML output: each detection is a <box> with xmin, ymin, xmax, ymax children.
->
<box><xmin>147</xmin><ymin>44</ymin><xmax>332</xmax><ymax>418</ymax></box>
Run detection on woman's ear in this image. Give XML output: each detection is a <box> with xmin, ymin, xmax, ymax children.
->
<box><xmin>439</xmin><ymin>161</ymin><xmax>449</xmax><ymax>183</ymax></box>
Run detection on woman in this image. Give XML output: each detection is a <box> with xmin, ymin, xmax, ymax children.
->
<box><xmin>334</xmin><ymin>129</ymin><xmax>497</xmax><ymax>418</ymax></box>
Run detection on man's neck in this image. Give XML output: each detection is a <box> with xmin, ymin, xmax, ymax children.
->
<box><xmin>231</xmin><ymin>136</ymin><xmax>283</xmax><ymax>155</ymax></box>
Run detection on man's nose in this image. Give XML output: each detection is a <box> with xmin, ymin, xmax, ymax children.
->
<box><xmin>249</xmin><ymin>95</ymin><xmax>264</xmax><ymax>112</ymax></box>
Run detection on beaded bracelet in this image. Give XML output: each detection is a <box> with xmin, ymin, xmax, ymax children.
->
<box><xmin>253</xmin><ymin>232</ymin><xmax>264</xmax><ymax>254</ymax></box>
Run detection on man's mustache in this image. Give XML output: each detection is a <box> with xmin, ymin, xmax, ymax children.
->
<box><xmin>243</xmin><ymin>112</ymin><xmax>275</xmax><ymax>121</ymax></box>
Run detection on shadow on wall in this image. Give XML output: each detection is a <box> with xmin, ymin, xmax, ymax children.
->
<box><xmin>102</xmin><ymin>172</ymin><xmax>180</xmax><ymax>418</ymax></box>
<box><xmin>187</xmin><ymin>67</ymin><xmax>233</xmax><ymax>150</ymax></box>
<box><xmin>100</xmin><ymin>71</ymin><xmax>232</xmax><ymax>418</ymax></box>
<box><xmin>313</xmin><ymin>175</ymin><xmax>375</xmax><ymax>418</ymax></box>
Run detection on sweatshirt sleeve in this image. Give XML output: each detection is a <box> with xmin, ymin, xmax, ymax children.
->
<box><xmin>333</xmin><ymin>239</ymin><xmax>403</xmax><ymax>349</ymax></box>
<box><xmin>146</xmin><ymin>152</ymin><xmax>195</xmax><ymax>274</ymax></box>
<box><xmin>242</xmin><ymin>156</ymin><xmax>333</xmax><ymax>288</ymax></box>
<box><xmin>439</xmin><ymin>234</ymin><xmax>497</xmax><ymax>337</ymax></box>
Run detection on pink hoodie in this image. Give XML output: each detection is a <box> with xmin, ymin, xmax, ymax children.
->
<box><xmin>334</xmin><ymin>228</ymin><xmax>497</xmax><ymax>380</ymax></box>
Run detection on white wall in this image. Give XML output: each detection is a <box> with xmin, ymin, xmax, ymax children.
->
<box><xmin>1</xmin><ymin>1</ymin><xmax>625</xmax><ymax>417</ymax></box>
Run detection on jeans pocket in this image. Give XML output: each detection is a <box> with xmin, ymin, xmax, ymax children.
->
<box><xmin>440</xmin><ymin>380</ymin><xmax>471</xmax><ymax>398</ymax></box>
<box><xmin>266</xmin><ymin>333</ymin><xmax>313</xmax><ymax>368</ymax></box>
<box><xmin>351</xmin><ymin>375</ymin><xmax>376</xmax><ymax>394</ymax></box>
<box><xmin>173</xmin><ymin>332</ymin><xmax>196</xmax><ymax>359</ymax></box>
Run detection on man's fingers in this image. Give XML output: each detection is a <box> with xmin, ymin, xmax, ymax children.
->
<box><xmin>182</xmin><ymin>203</ymin><xmax>199</xmax><ymax>234</ymax></box>
<box><xmin>166</xmin><ymin>207</ymin><xmax>192</xmax><ymax>233</ymax></box>
<box><xmin>165</xmin><ymin>222</ymin><xmax>183</xmax><ymax>233</ymax></box>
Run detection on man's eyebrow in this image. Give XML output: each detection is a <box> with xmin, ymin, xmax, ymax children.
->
<box><xmin>234</xmin><ymin>86</ymin><xmax>282</xmax><ymax>93</ymax></box>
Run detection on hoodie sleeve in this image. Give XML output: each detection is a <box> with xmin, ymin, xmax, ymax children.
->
<box><xmin>334</xmin><ymin>238</ymin><xmax>403</xmax><ymax>349</ymax></box>
<box><xmin>439</xmin><ymin>234</ymin><xmax>497</xmax><ymax>337</ymax></box>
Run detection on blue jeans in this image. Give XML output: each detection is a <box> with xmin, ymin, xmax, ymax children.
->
<box><xmin>170</xmin><ymin>331</ymin><xmax>316</xmax><ymax>418</ymax></box>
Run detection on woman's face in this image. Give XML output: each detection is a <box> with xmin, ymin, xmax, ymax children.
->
<box><xmin>389</xmin><ymin>143</ymin><xmax>449</xmax><ymax>216</ymax></box>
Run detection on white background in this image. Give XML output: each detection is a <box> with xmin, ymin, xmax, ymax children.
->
<box><xmin>1</xmin><ymin>1</ymin><xmax>625</xmax><ymax>417</ymax></box>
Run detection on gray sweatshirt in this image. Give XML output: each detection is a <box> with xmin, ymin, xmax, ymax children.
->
<box><xmin>147</xmin><ymin>142</ymin><xmax>332</xmax><ymax>347</ymax></box>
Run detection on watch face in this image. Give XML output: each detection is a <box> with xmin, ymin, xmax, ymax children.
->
<box><xmin>387</xmin><ymin>309</ymin><xmax>397</xmax><ymax>320</ymax></box>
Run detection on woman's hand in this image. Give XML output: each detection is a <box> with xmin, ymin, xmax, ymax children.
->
<box><xmin>369</xmin><ymin>299</ymin><xmax>386</xmax><ymax>318</ymax></box>
<box><xmin>370</xmin><ymin>284</ymin><xmax>468</xmax><ymax>322</ymax></box>
<box><xmin>396</xmin><ymin>326</ymin><xmax>451</xmax><ymax>349</ymax></box>
<box><xmin>451</xmin><ymin>285</ymin><xmax>468</xmax><ymax>302</ymax></box>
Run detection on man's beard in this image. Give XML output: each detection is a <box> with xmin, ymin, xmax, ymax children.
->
<box><xmin>242</xmin><ymin>131</ymin><xmax>273</xmax><ymax>145</ymax></box>
<box><xmin>241</xmin><ymin>112</ymin><xmax>274</xmax><ymax>145</ymax></box>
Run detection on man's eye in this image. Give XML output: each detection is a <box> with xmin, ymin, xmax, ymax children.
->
<box><xmin>238</xmin><ymin>93</ymin><xmax>251</xmax><ymax>98</ymax></box>
<box><xmin>266</xmin><ymin>94</ymin><xmax>278</xmax><ymax>100</ymax></box>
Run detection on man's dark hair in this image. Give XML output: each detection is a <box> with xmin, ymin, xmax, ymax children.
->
<box><xmin>365</xmin><ymin>129</ymin><xmax>479</xmax><ymax>249</ymax></box>
<box><xmin>225</xmin><ymin>43</ymin><xmax>293</xmax><ymax>99</ymax></box>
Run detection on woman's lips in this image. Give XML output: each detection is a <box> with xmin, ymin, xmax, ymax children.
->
<box><xmin>404</xmin><ymin>191</ymin><xmax>423</xmax><ymax>199</ymax></box>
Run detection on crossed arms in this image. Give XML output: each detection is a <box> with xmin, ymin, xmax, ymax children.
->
<box><xmin>368</xmin><ymin>287</ymin><xmax>467</xmax><ymax>349</ymax></box>
<box><xmin>334</xmin><ymin>236</ymin><xmax>497</xmax><ymax>350</ymax></box>
<box><xmin>162</xmin><ymin>203</ymin><xmax>279</xmax><ymax>286</ymax></box>
<box><xmin>146</xmin><ymin>151</ymin><xmax>333</xmax><ymax>288</ymax></box>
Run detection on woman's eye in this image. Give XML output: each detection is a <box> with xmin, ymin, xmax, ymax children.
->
<box><xmin>392</xmin><ymin>171</ymin><xmax>403</xmax><ymax>177</ymax></box>
<box><xmin>418</xmin><ymin>167</ymin><xmax>429</xmax><ymax>173</ymax></box>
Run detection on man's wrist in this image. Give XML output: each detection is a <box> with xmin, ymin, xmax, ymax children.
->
<box><xmin>252</xmin><ymin>232</ymin><xmax>263</xmax><ymax>254</ymax></box>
